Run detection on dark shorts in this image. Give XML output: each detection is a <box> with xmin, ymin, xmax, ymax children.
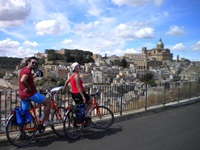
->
<box><xmin>72</xmin><ymin>92</ymin><xmax>90</xmax><ymax>104</ymax></box>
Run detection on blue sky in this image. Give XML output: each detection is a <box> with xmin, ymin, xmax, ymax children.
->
<box><xmin>0</xmin><ymin>0</ymin><xmax>200</xmax><ymax>61</ymax></box>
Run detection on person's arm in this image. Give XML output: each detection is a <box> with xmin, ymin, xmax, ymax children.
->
<box><xmin>20</xmin><ymin>74</ymin><xmax>31</xmax><ymax>92</ymax></box>
<box><xmin>74</xmin><ymin>74</ymin><xmax>86</xmax><ymax>103</ymax></box>
<box><xmin>63</xmin><ymin>78</ymin><xmax>70</xmax><ymax>90</ymax></box>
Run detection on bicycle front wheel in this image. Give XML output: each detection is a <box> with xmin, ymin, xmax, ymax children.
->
<box><xmin>90</xmin><ymin>105</ymin><xmax>114</xmax><ymax>129</ymax></box>
<box><xmin>63</xmin><ymin>111</ymin><xmax>83</xmax><ymax>140</ymax></box>
<box><xmin>6</xmin><ymin>114</ymin><xmax>37</xmax><ymax>147</ymax></box>
<box><xmin>51</xmin><ymin>106</ymin><xmax>66</xmax><ymax>137</ymax></box>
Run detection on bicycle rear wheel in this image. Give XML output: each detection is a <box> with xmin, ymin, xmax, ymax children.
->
<box><xmin>6</xmin><ymin>114</ymin><xmax>36</xmax><ymax>147</ymax></box>
<box><xmin>90</xmin><ymin>105</ymin><xmax>114</xmax><ymax>129</ymax></box>
<box><xmin>51</xmin><ymin>106</ymin><xmax>66</xmax><ymax>137</ymax></box>
<box><xmin>63</xmin><ymin>111</ymin><xmax>83</xmax><ymax>140</ymax></box>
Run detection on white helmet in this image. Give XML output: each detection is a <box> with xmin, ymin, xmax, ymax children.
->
<box><xmin>70</xmin><ymin>62</ymin><xmax>79</xmax><ymax>72</ymax></box>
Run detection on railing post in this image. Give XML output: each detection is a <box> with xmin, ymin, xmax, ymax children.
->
<box><xmin>163</xmin><ymin>82</ymin><xmax>166</xmax><ymax>106</ymax></box>
<box><xmin>0</xmin><ymin>91</ymin><xmax>1</xmax><ymax>132</ymax></box>
<box><xmin>199</xmin><ymin>80</ymin><xmax>200</xmax><ymax>98</ymax></box>
<box><xmin>145</xmin><ymin>83</ymin><xmax>147</xmax><ymax>111</ymax></box>
<box><xmin>189</xmin><ymin>81</ymin><xmax>191</xmax><ymax>100</ymax></box>
<box><xmin>178</xmin><ymin>84</ymin><xmax>180</xmax><ymax>103</ymax></box>
<box><xmin>120</xmin><ymin>86</ymin><xmax>123</xmax><ymax>116</ymax></box>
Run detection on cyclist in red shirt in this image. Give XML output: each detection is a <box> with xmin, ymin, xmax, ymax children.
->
<box><xmin>19</xmin><ymin>56</ymin><xmax>54</xmax><ymax>126</ymax></box>
<box><xmin>63</xmin><ymin>62</ymin><xmax>92</xmax><ymax>116</ymax></box>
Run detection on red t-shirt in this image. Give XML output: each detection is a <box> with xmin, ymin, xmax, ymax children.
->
<box><xmin>70</xmin><ymin>73</ymin><xmax>85</xmax><ymax>93</ymax></box>
<box><xmin>19</xmin><ymin>67</ymin><xmax>37</xmax><ymax>99</ymax></box>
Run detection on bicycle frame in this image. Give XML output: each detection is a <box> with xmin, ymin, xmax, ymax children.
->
<box><xmin>6</xmin><ymin>86</ymin><xmax>66</xmax><ymax>147</ymax></box>
<box><xmin>87</xmin><ymin>96</ymin><xmax>99</xmax><ymax>116</ymax></box>
<box><xmin>18</xmin><ymin>91</ymin><xmax>64</xmax><ymax>131</ymax></box>
<box><xmin>63</xmin><ymin>89</ymin><xmax>114</xmax><ymax>140</ymax></box>
<box><xmin>28</xmin><ymin>98</ymin><xmax>63</xmax><ymax>125</ymax></box>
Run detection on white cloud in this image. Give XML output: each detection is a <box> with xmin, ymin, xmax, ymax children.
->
<box><xmin>0</xmin><ymin>38</ymin><xmax>20</xmax><ymax>48</ymax></box>
<box><xmin>190</xmin><ymin>41</ymin><xmax>200</xmax><ymax>51</ymax></box>
<box><xmin>135</xmin><ymin>27</ymin><xmax>154</xmax><ymax>38</ymax></box>
<box><xmin>0</xmin><ymin>38</ymin><xmax>38</xmax><ymax>57</ymax></box>
<box><xmin>12</xmin><ymin>47</ymin><xmax>39</xmax><ymax>58</ymax></box>
<box><xmin>0</xmin><ymin>20</ymin><xmax>25</xmax><ymax>28</ymax></box>
<box><xmin>165</xmin><ymin>25</ymin><xmax>185</xmax><ymax>36</ymax></box>
<box><xmin>74</xmin><ymin>21</ymin><xmax>100</xmax><ymax>31</ymax></box>
<box><xmin>171</xmin><ymin>43</ymin><xmax>186</xmax><ymax>51</ymax></box>
<box><xmin>124</xmin><ymin>48</ymin><xmax>141</xmax><ymax>54</ymax></box>
<box><xmin>24</xmin><ymin>41</ymin><xmax>39</xmax><ymax>47</ymax></box>
<box><xmin>100</xmin><ymin>48</ymin><xmax>140</xmax><ymax>57</ymax></box>
<box><xmin>111</xmin><ymin>0</ymin><xmax>163</xmax><ymax>6</ymax></box>
<box><xmin>35</xmin><ymin>13</ymin><xmax>70</xmax><ymax>35</ymax></box>
<box><xmin>87</xmin><ymin>1</ymin><xmax>103</xmax><ymax>17</ymax></box>
<box><xmin>0</xmin><ymin>0</ymin><xmax>31</xmax><ymax>27</ymax></box>
<box><xmin>114</xmin><ymin>23</ymin><xmax>154</xmax><ymax>39</ymax></box>
<box><xmin>62</xmin><ymin>39</ymin><xmax>73</xmax><ymax>45</ymax></box>
<box><xmin>35</xmin><ymin>20</ymin><xmax>62</xmax><ymax>35</ymax></box>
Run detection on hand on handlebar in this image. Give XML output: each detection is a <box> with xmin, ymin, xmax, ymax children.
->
<box><xmin>62</xmin><ymin>86</ymin><xmax>66</xmax><ymax>91</ymax></box>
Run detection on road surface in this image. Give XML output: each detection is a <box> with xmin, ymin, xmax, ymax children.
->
<box><xmin>1</xmin><ymin>101</ymin><xmax>200</xmax><ymax>150</ymax></box>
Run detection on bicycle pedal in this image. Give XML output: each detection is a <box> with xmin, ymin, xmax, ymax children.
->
<box><xmin>84</xmin><ymin>123</ymin><xmax>90</xmax><ymax>128</ymax></box>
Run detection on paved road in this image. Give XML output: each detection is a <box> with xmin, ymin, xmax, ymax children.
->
<box><xmin>1</xmin><ymin>102</ymin><xmax>200</xmax><ymax>150</ymax></box>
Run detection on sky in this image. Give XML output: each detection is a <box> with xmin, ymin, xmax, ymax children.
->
<box><xmin>0</xmin><ymin>0</ymin><xmax>200</xmax><ymax>61</ymax></box>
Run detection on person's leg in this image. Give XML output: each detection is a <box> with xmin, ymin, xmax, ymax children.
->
<box><xmin>41</xmin><ymin>98</ymin><xmax>51</xmax><ymax>122</ymax></box>
<box><xmin>84</xmin><ymin>92</ymin><xmax>92</xmax><ymax>113</ymax></box>
<box><xmin>29</xmin><ymin>93</ymin><xmax>52</xmax><ymax>125</ymax></box>
<box><xmin>72</xmin><ymin>92</ymin><xmax>92</xmax><ymax>115</ymax></box>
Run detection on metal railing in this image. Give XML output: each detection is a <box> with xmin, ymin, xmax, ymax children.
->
<box><xmin>0</xmin><ymin>81</ymin><xmax>200</xmax><ymax>134</ymax></box>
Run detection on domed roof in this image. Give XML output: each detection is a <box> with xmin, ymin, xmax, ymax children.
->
<box><xmin>156</xmin><ymin>38</ymin><xmax>164</xmax><ymax>49</ymax></box>
<box><xmin>157</xmin><ymin>39</ymin><xmax>164</xmax><ymax>46</ymax></box>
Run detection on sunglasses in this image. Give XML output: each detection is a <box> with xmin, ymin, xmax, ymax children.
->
<box><xmin>75</xmin><ymin>65</ymin><xmax>80</xmax><ymax>69</ymax></box>
<box><xmin>32</xmin><ymin>62</ymin><xmax>38</xmax><ymax>65</ymax></box>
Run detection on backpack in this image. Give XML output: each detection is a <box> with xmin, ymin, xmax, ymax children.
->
<box><xmin>76</xmin><ymin>104</ymin><xmax>86</xmax><ymax>122</ymax></box>
<box><xmin>15</xmin><ymin>107</ymin><xmax>32</xmax><ymax>126</ymax></box>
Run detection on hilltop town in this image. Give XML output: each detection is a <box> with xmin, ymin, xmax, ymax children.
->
<box><xmin>1</xmin><ymin>39</ymin><xmax>200</xmax><ymax>90</ymax></box>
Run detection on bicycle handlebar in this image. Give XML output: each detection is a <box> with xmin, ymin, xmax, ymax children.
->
<box><xmin>42</xmin><ymin>86</ymin><xmax>63</xmax><ymax>96</ymax></box>
<box><xmin>50</xmin><ymin>86</ymin><xmax>63</xmax><ymax>93</ymax></box>
<box><xmin>91</xmin><ymin>87</ymin><xmax>99</xmax><ymax>97</ymax></box>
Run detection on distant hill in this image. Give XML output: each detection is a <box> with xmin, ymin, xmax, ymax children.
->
<box><xmin>0</xmin><ymin>57</ymin><xmax>22</xmax><ymax>70</ymax></box>
<box><xmin>45</xmin><ymin>49</ymin><xmax>94</xmax><ymax>65</ymax></box>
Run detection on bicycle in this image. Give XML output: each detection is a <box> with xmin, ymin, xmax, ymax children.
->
<box><xmin>63</xmin><ymin>88</ymin><xmax>114</xmax><ymax>139</ymax></box>
<box><xmin>5</xmin><ymin>86</ymin><xmax>66</xmax><ymax>147</ymax></box>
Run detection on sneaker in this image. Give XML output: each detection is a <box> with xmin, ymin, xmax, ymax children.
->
<box><xmin>43</xmin><ymin>120</ymin><xmax>54</xmax><ymax>126</ymax></box>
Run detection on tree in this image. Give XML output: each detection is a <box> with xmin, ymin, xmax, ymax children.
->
<box><xmin>46</xmin><ymin>49</ymin><xmax>94</xmax><ymax>64</ymax></box>
<box><xmin>121</xmin><ymin>58</ymin><xmax>128</xmax><ymax>68</ymax></box>
<box><xmin>140</xmin><ymin>72</ymin><xmax>157</xmax><ymax>86</ymax></box>
<box><xmin>0</xmin><ymin>57</ymin><xmax>22</xmax><ymax>70</ymax></box>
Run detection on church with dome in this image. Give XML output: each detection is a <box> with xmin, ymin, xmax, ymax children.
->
<box><xmin>143</xmin><ymin>39</ymin><xmax>173</xmax><ymax>61</ymax></box>
<box><xmin>124</xmin><ymin>39</ymin><xmax>173</xmax><ymax>74</ymax></box>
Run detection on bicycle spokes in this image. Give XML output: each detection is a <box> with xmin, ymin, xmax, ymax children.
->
<box><xmin>51</xmin><ymin>107</ymin><xmax>66</xmax><ymax>137</ymax></box>
<box><xmin>90</xmin><ymin>106</ymin><xmax>114</xmax><ymax>129</ymax></box>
